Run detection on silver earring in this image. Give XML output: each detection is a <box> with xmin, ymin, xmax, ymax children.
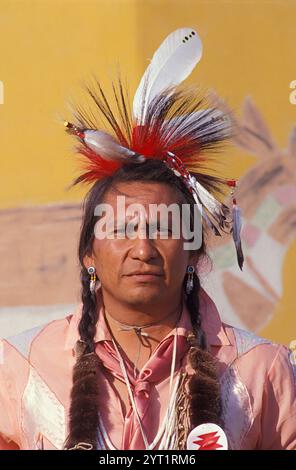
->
<box><xmin>87</xmin><ymin>266</ymin><xmax>97</xmax><ymax>294</ymax></box>
<box><xmin>186</xmin><ymin>265</ymin><xmax>195</xmax><ymax>295</ymax></box>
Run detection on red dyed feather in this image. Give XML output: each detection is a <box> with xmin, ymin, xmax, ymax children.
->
<box><xmin>73</xmin><ymin>146</ymin><xmax>121</xmax><ymax>185</ymax></box>
<box><xmin>66</xmin><ymin>80</ymin><xmax>232</xmax><ymax>188</ymax></box>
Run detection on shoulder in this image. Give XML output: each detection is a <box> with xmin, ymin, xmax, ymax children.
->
<box><xmin>231</xmin><ymin>326</ymin><xmax>272</xmax><ymax>357</ymax></box>
<box><xmin>0</xmin><ymin>315</ymin><xmax>72</xmax><ymax>367</ymax></box>
<box><xmin>222</xmin><ymin>324</ymin><xmax>296</xmax><ymax>415</ymax></box>
<box><xmin>224</xmin><ymin>324</ymin><xmax>294</xmax><ymax>374</ymax></box>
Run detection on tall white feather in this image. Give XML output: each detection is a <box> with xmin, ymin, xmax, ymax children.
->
<box><xmin>133</xmin><ymin>28</ymin><xmax>202</xmax><ymax>123</ymax></box>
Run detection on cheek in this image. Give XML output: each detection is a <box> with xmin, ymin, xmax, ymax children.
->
<box><xmin>160</xmin><ymin>240</ymin><xmax>189</xmax><ymax>279</ymax></box>
<box><xmin>92</xmin><ymin>240</ymin><xmax>123</xmax><ymax>280</ymax></box>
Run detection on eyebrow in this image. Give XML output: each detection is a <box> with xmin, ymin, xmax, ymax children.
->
<box><xmin>108</xmin><ymin>185</ymin><xmax>184</xmax><ymax>204</ymax></box>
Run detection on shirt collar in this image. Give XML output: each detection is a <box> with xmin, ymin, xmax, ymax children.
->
<box><xmin>64</xmin><ymin>285</ymin><xmax>230</xmax><ymax>351</ymax></box>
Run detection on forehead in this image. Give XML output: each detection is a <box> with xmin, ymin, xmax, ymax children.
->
<box><xmin>103</xmin><ymin>181</ymin><xmax>184</xmax><ymax>206</ymax></box>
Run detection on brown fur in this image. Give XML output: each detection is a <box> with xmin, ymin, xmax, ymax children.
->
<box><xmin>64</xmin><ymin>347</ymin><xmax>101</xmax><ymax>450</ymax></box>
<box><xmin>188</xmin><ymin>347</ymin><xmax>222</xmax><ymax>427</ymax></box>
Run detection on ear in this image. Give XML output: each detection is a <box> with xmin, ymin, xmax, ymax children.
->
<box><xmin>188</xmin><ymin>251</ymin><xmax>199</xmax><ymax>268</ymax></box>
<box><xmin>83</xmin><ymin>254</ymin><xmax>95</xmax><ymax>271</ymax></box>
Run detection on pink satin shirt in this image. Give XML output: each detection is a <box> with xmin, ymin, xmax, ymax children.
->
<box><xmin>0</xmin><ymin>287</ymin><xmax>295</xmax><ymax>450</ymax></box>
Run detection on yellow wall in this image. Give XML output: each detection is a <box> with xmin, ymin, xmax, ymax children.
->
<box><xmin>0</xmin><ymin>0</ymin><xmax>295</xmax><ymax>343</ymax></box>
<box><xmin>1</xmin><ymin>0</ymin><xmax>295</xmax><ymax>206</ymax></box>
<box><xmin>0</xmin><ymin>0</ymin><xmax>141</xmax><ymax>207</ymax></box>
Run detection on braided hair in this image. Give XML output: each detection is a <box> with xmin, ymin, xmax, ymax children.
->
<box><xmin>64</xmin><ymin>159</ymin><xmax>222</xmax><ymax>449</ymax></box>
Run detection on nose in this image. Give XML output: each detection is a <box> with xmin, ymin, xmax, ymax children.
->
<box><xmin>129</xmin><ymin>235</ymin><xmax>159</xmax><ymax>262</ymax></box>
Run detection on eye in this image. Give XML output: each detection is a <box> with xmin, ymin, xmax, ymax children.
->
<box><xmin>113</xmin><ymin>227</ymin><xmax>126</xmax><ymax>235</ymax></box>
<box><xmin>150</xmin><ymin>222</ymin><xmax>173</xmax><ymax>236</ymax></box>
<box><xmin>109</xmin><ymin>223</ymin><xmax>127</xmax><ymax>236</ymax></box>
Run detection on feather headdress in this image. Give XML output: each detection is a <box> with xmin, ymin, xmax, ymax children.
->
<box><xmin>64</xmin><ymin>28</ymin><xmax>244</xmax><ymax>270</ymax></box>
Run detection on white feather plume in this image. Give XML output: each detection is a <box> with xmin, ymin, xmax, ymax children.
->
<box><xmin>84</xmin><ymin>130</ymin><xmax>145</xmax><ymax>162</ymax></box>
<box><xmin>189</xmin><ymin>174</ymin><xmax>221</xmax><ymax>215</ymax></box>
<box><xmin>133</xmin><ymin>28</ymin><xmax>202</xmax><ymax>123</ymax></box>
<box><xmin>165</xmin><ymin>109</ymin><xmax>230</xmax><ymax>142</ymax></box>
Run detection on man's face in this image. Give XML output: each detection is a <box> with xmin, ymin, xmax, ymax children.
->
<box><xmin>85</xmin><ymin>181</ymin><xmax>197</xmax><ymax>309</ymax></box>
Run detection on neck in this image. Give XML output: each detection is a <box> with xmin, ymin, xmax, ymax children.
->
<box><xmin>101</xmin><ymin>291</ymin><xmax>184</xmax><ymax>363</ymax></box>
<box><xmin>101</xmin><ymin>287</ymin><xmax>184</xmax><ymax>327</ymax></box>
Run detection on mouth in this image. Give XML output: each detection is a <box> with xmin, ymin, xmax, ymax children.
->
<box><xmin>125</xmin><ymin>272</ymin><xmax>164</xmax><ymax>282</ymax></box>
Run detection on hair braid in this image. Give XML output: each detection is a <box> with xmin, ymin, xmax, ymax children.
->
<box><xmin>63</xmin><ymin>268</ymin><xmax>101</xmax><ymax>450</ymax></box>
<box><xmin>78</xmin><ymin>268</ymin><xmax>99</xmax><ymax>353</ymax></box>
<box><xmin>185</xmin><ymin>271</ymin><xmax>222</xmax><ymax>427</ymax></box>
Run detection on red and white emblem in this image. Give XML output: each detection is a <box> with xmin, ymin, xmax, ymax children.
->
<box><xmin>187</xmin><ymin>423</ymin><xmax>228</xmax><ymax>450</ymax></box>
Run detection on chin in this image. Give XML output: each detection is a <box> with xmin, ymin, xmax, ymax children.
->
<box><xmin>125</xmin><ymin>286</ymin><xmax>164</xmax><ymax>305</ymax></box>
